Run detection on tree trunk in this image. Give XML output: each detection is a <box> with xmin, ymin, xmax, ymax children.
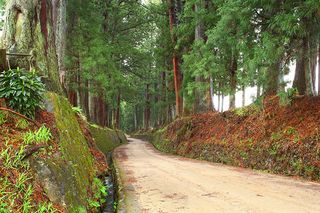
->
<box><xmin>310</xmin><ymin>46</ymin><xmax>317</xmax><ymax>93</ymax></box>
<box><xmin>229</xmin><ymin>54</ymin><xmax>237</xmax><ymax>110</ymax></box>
<box><xmin>115</xmin><ymin>93</ymin><xmax>121</xmax><ymax>129</ymax></box>
<box><xmin>168</xmin><ymin>0</ymin><xmax>183</xmax><ymax>116</ymax></box>
<box><xmin>318</xmin><ymin>43</ymin><xmax>320</xmax><ymax>95</ymax></box>
<box><xmin>221</xmin><ymin>94</ymin><xmax>224</xmax><ymax>112</ymax></box>
<box><xmin>217</xmin><ymin>90</ymin><xmax>221</xmax><ymax>112</ymax></box>
<box><xmin>83</xmin><ymin>80</ymin><xmax>90</xmax><ymax>119</ymax></box>
<box><xmin>265</xmin><ymin>60</ymin><xmax>281</xmax><ymax>95</ymax></box>
<box><xmin>68</xmin><ymin>75</ymin><xmax>77</xmax><ymax>107</ymax></box>
<box><xmin>144</xmin><ymin>84</ymin><xmax>151</xmax><ymax>129</ymax></box>
<box><xmin>2</xmin><ymin>0</ymin><xmax>63</xmax><ymax>93</ymax></box>
<box><xmin>161</xmin><ymin>70</ymin><xmax>168</xmax><ymax>124</ymax></box>
<box><xmin>134</xmin><ymin>106</ymin><xmax>138</xmax><ymax>130</ymax></box>
<box><xmin>242</xmin><ymin>86</ymin><xmax>245</xmax><ymax>107</ymax></box>
<box><xmin>210</xmin><ymin>77</ymin><xmax>215</xmax><ymax>110</ymax></box>
<box><xmin>193</xmin><ymin>0</ymin><xmax>212</xmax><ymax>113</ymax></box>
<box><xmin>293</xmin><ymin>38</ymin><xmax>308</xmax><ymax>95</ymax></box>
<box><xmin>257</xmin><ymin>83</ymin><xmax>261</xmax><ymax>99</ymax></box>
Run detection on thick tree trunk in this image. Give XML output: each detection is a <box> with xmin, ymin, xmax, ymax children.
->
<box><xmin>2</xmin><ymin>0</ymin><xmax>63</xmax><ymax>93</ymax></box>
<box><xmin>194</xmin><ymin>0</ymin><xmax>212</xmax><ymax>113</ymax></box>
<box><xmin>265</xmin><ymin>60</ymin><xmax>281</xmax><ymax>95</ymax></box>
<box><xmin>293</xmin><ymin>38</ymin><xmax>308</xmax><ymax>95</ymax></box>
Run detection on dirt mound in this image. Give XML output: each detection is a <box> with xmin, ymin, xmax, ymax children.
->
<box><xmin>160</xmin><ymin>96</ymin><xmax>320</xmax><ymax>181</ymax></box>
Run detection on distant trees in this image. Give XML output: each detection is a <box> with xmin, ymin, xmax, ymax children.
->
<box><xmin>7</xmin><ymin>0</ymin><xmax>318</xmax><ymax>131</ymax></box>
<box><xmin>171</xmin><ymin>0</ymin><xmax>320</xmax><ymax>114</ymax></box>
<box><xmin>65</xmin><ymin>0</ymin><xmax>320</xmax><ymax>131</ymax></box>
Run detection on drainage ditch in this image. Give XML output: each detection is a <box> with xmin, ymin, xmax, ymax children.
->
<box><xmin>101</xmin><ymin>152</ymin><xmax>118</xmax><ymax>213</ymax></box>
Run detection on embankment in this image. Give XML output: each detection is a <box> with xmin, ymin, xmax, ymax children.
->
<box><xmin>141</xmin><ymin>96</ymin><xmax>320</xmax><ymax>181</ymax></box>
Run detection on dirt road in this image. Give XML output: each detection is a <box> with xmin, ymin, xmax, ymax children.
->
<box><xmin>113</xmin><ymin>138</ymin><xmax>320</xmax><ymax>213</ymax></box>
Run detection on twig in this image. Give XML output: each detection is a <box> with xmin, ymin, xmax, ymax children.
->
<box><xmin>0</xmin><ymin>107</ymin><xmax>41</xmax><ymax>127</ymax></box>
<box><xmin>22</xmin><ymin>144</ymin><xmax>48</xmax><ymax>160</ymax></box>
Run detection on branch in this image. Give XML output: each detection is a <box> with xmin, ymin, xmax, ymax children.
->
<box><xmin>22</xmin><ymin>144</ymin><xmax>48</xmax><ymax>160</ymax></box>
<box><xmin>0</xmin><ymin>107</ymin><xmax>41</xmax><ymax>127</ymax></box>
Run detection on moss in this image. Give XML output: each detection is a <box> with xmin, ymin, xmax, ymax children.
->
<box><xmin>89</xmin><ymin>125</ymin><xmax>125</xmax><ymax>153</ymax></box>
<box><xmin>47</xmin><ymin>93</ymin><xmax>95</xmax><ymax>211</ymax></box>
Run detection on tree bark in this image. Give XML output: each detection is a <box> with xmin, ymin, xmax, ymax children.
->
<box><xmin>194</xmin><ymin>0</ymin><xmax>212</xmax><ymax>113</ymax></box>
<box><xmin>2</xmin><ymin>0</ymin><xmax>63</xmax><ymax>93</ymax></box>
<box><xmin>115</xmin><ymin>92</ymin><xmax>121</xmax><ymax>129</ymax></box>
<box><xmin>257</xmin><ymin>83</ymin><xmax>261</xmax><ymax>99</ymax></box>
<box><xmin>168</xmin><ymin>0</ymin><xmax>183</xmax><ymax>116</ymax></box>
<box><xmin>229</xmin><ymin>54</ymin><xmax>237</xmax><ymax>109</ymax></box>
<box><xmin>265</xmin><ymin>60</ymin><xmax>281</xmax><ymax>95</ymax></box>
<box><xmin>144</xmin><ymin>84</ymin><xmax>151</xmax><ymax>129</ymax></box>
<box><xmin>318</xmin><ymin>43</ymin><xmax>320</xmax><ymax>95</ymax></box>
<box><xmin>221</xmin><ymin>94</ymin><xmax>224</xmax><ymax>112</ymax></box>
<box><xmin>293</xmin><ymin>38</ymin><xmax>308</xmax><ymax>95</ymax></box>
<box><xmin>242</xmin><ymin>86</ymin><xmax>245</xmax><ymax>107</ymax></box>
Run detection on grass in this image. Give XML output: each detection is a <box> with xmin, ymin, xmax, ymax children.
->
<box><xmin>23</xmin><ymin>125</ymin><xmax>52</xmax><ymax>145</ymax></box>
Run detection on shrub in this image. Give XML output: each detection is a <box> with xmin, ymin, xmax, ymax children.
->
<box><xmin>0</xmin><ymin>68</ymin><xmax>45</xmax><ymax>119</ymax></box>
<box><xmin>278</xmin><ymin>88</ymin><xmax>298</xmax><ymax>106</ymax></box>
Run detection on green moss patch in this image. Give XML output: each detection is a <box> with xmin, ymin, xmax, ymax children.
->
<box><xmin>46</xmin><ymin>93</ymin><xmax>95</xmax><ymax>211</ymax></box>
<box><xmin>89</xmin><ymin>125</ymin><xmax>126</xmax><ymax>154</ymax></box>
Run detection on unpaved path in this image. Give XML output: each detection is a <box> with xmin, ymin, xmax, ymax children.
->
<box><xmin>113</xmin><ymin>138</ymin><xmax>320</xmax><ymax>213</ymax></box>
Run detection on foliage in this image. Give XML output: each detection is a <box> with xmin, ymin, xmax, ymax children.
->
<box><xmin>0</xmin><ymin>111</ymin><xmax>6</xmax><ymax>125</ymax></box>
<box><xmin>72</xmin><ymin>106</ymin><xmax>83</xmax><ymax>114</ymax></box>
<box><xmin>23</xmin><ymin>125</ymin><xmax>52</xmax><ymax>145</ymax></box>
<box><xmin>0</xmin><ymin>68</ymin><xmax>45</xmax><ymax>119</ymax></box>
<box><xmin>0</xmin><ymin>138</ymin><xmax>56</xmax><ymax>212</ymax></box>
<box><xmin>278</xmin><ymin>88</ymin><xmax>298</xmax><ymax>106</ymax></box>
<box><xmin>15</xmin><ymin>119</ymin><xmax>29</xmax><ymax>129</ymax></box>
<box><xmin>88</xmin><ymin>177</ymin><xmax>108</xmax><ymax>210</ymax></box>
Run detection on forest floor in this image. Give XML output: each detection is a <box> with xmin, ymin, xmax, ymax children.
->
<box><xmin>0</xmin><ymin>109</ymin><xmax>64</xmax><ymax>211</ymax></box>
<box><xmin>0</xmin><ymin>106</ymin><xmax>107</xmax><ymax>212</ymax></box>
<box><xmin>114</xmin><ymin>138</ymin><xmax>320</xmax><ymax>213</ymax></box>
<box><xmin>148</xmin><ymin>95</ymin><xmax>320</xmax><ymax>181</ymax></box>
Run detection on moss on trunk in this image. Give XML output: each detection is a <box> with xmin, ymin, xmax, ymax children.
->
<box><xmin>1</xmin><ymin>0</ymin><xmax>63</xmax><ymax>93</ymax></box>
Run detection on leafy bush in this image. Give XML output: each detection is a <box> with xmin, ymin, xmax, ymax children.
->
<box><xmin>0</xmin><ymin>68</ymin><xmax>45</xmax><ymax>119</ymax></box>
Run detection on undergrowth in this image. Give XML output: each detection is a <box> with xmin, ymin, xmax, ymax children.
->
<box><xmin>0</xmin><ymin>114</ymin><xmax>58</xmax><ymax>212</ymax></box>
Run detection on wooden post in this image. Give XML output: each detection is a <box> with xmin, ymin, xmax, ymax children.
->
<box><xmin>0</xmin><ymin>49</ymin><xmax>8</xmax><ymax>71</ymax></box>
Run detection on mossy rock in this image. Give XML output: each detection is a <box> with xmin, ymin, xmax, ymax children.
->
<box><xmin>32</xmin><ymin>93</ymin><xmax>95</xmax><ymax>212</ymax></box>
<box><xmin>89</xmin><ymin>124</ymin><xmax>127</xmax><ymax>154</ymax></box>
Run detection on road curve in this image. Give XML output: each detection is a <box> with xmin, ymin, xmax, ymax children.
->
<box><xmin>113</xmin><ymin>138</ymin><xmax>320</xmax><ymax>213</ymax></box>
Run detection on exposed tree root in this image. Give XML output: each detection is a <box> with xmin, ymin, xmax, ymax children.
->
<box><xmin>0</xmin><ymin>107</ymin><xmax>41</xmax><ymax>127</ymax></box>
